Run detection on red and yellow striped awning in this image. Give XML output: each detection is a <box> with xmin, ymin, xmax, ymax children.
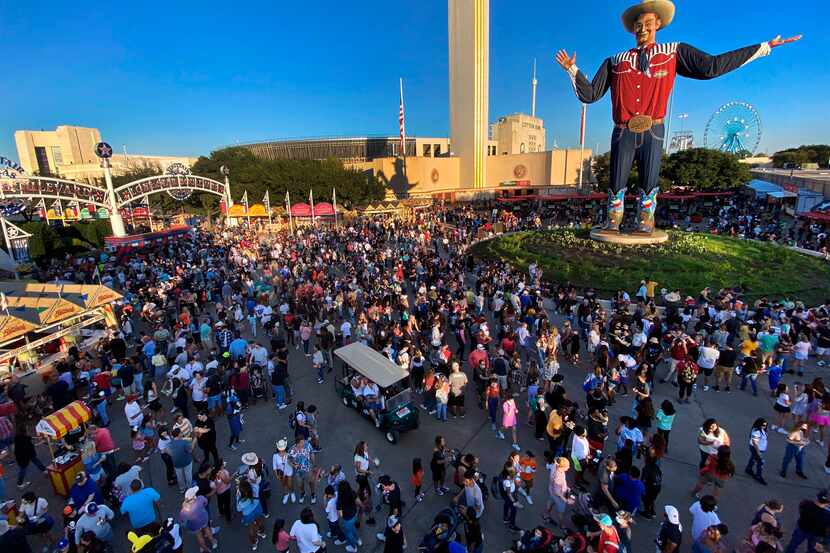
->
<box><xmin>36</xmin><ymin>401</ymin><xmax>92</xmax><ymax>440</ymax></box>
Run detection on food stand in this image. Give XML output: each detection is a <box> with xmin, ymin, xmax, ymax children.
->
<box><xmin>35</xmin><ymin>400</ymin><xmax>92</xmax><ymax>497</ymax></box>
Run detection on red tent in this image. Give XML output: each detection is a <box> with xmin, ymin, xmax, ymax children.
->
<box><xmin>291</xmin><ymin>203</ymin><xmax>312</xmax><ymax>217</ymax></box>
<box><xmin>803</xmin><ymin>211</ymin><xmax>830</xmax><ymax>223</ymax></box>
<box><xmin>313</xmin><ymin>202</ymin><xmax>335</xmax><ymax>216</ymax></box>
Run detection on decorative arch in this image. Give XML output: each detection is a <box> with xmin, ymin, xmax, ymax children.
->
<box><xmin>114</xmin><ymin>174</ymin><xmax>227</xmax><ymax>207</ymax></box>
<box><xmin>0</xmin><ymin>176</ymin><xmax>110</xmax><ymax>209</ymax></box>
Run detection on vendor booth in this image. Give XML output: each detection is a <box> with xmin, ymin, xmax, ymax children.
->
<box><xmin>0</xmin><ymin>281</ymin><xmax>122</xmax><ymax>378</ymax></box>
<box><xmin>36</xmin><ymin>400</ymin><xmax>92</xmax><ymax>497</ymax></box>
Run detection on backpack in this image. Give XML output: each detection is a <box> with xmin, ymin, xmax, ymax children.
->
<box><xmin>288</xmin><ymin>410</ymin><xmax>298</xmax><ymax>429</ymax></box>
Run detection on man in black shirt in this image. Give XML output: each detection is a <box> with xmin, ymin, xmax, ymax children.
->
<box><xmin>655</xmin><ymin>505</ymin><xmax>682</xmax><ymax>553</ymax></box>
<box><xmin>714</xmin><ymin>345</ymin><xmax>737</xmax><ymax>392</ymax></box>
<box><xmin>784</xmin><ymin>489</ymin><xmax>830</xmax><ymax>553</ymax></box>
<box><xmin>194</xmin><ymin>411</ymin><xmax>220</xmax><ymax>467</ymax></box>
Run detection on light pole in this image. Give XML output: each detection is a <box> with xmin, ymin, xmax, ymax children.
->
<box><xmin>220</xmin><ymin>165</ymin><xmax>237</xmax><ymax>227</ymax></box>
<box><xmin>95</xmin><ymin>142</ymin><xmax>127</xmax><ymax>237</ymax></box>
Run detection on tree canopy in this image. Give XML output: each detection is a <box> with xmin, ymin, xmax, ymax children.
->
<box><xmin>592</xmin><ymin>148</ymin><xmax>750</xmax><ymax>191</ymax></box>
<box><xmin>772</xmin><ymin>145</ymin><xmax>830</xmax><ymax>168</ymax></box>
<box><xmin>190</xmin><ymin>147</ymin><xmax>387</xmax><ymax>208</ymax></box>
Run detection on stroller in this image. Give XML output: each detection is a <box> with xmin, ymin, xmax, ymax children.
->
<box><xmin>418</xmin><ymin>504</ymin><xmax>463</xmax><ymax>553</ymax></box>
<box><xmin>249</xmin><ymin>366</ymin><xmax>268</xmax><ymax>404</ymax></box>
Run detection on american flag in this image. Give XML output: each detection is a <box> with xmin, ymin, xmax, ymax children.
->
<box><xmin>399</xmin><ymin>78</ymin><xmax>405</xmax><ymax>157</ymax></box>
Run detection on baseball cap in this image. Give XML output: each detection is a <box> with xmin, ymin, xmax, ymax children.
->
<box><xmin>55</xmin><ymin>538</ymin><xmax>70</xmax><ymax>550</ymax></box>
<box><xmin>387</xmin><ymin>515</ymin><xmax>400</xmax><ymax>528</ymax></box>
<box><xmin>665</xmin><ymin>505</ymin><xmax>682</xmax><ymax>531</ymax></box>
<box><xmin>86</xmin><ymin>503</ymin><xmax>99</xmax><ymax>515</ymax></box>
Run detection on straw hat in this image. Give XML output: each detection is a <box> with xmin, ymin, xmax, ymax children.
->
<box><xmin>276</xmin><ymin>438</ymin><xmax>288</xmax><ymax>451</ymax></box>
<box><xmin>554</xmin><ymin>457</ymin><xmax>571</xmax><ymax>471</ymax></box>
<box><xmin>184</xmin><ymin>486</ymin><xmax>199</xmax><ymax>500</ymax></box>
<box><xmin>621</xmin><ymin>0</ymin><xmax>675</xmax><ymax>33</ymax></box>
<box><xmin>241</xmin><ymin>452</ymin><xmax>259</xmax><ymax>466</ymax></box>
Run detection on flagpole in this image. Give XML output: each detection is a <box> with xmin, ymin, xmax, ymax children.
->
<box><xmin>286</xmin><ymin>191</ymin><xmax>294</xmax><ymax>233</ymax></box>
<box><xmin>309</xmin><ymin>189</ymin><xmax>315</xmax><ymax>227</ymax></box>
<box><xmin>332</xmin><ymin>188</ymin><xmax>338</xmax><ymax>228</ymax></box>
<box><xmin>0</xmin><ymin>217</ymin><xmax>19</xmax><ymax>280</ymax></box>
<box><xmin>578</xmin><ymin>104</ymin><xmax>587</xmax><ymax>190</ymax></box>
<box><xmin>265</xmin><ymin>190</ymin><xmax>272</xmax><ymax>227</ymax></box>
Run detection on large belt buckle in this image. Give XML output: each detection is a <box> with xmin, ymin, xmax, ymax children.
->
<box><xmin>627</xmin><ymin>115</ymin><xmax>653</xmax><ymax>133</ymax></box>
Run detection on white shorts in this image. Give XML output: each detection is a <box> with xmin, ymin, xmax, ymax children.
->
<box><xmin>817</xmin><ymin>347</ymin><xmax>830</xmax><ymax>356</ymax></box>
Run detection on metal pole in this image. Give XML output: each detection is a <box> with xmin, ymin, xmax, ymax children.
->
<box><xmin>578</xmin><ymin>104</ymin><xmax>586</xmax><ymax>189</ymax></box>
<box><xmin>664</xmin><ymin>90</ymin><xmax>675</xmax><ymax>154</ymax></box>
<box><xmin>0</xmin><ymin>217</ymin><xmax>20</xmax><ymax>280</ymax></box>
<box><xmin>102</xmin><ymin>158</ymin><xmax>127</xmax><ymax>237</ymax></box>
<box><xmin>224</xmin><ymin>174</ymin><xmax>237</xmax><ymax>227</ymax></box>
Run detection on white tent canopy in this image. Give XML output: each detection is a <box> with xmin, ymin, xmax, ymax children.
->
<box><xmin>334</xmin><ymin>342</ymin><xmax>408</xmax><ymax>388</ymax></box>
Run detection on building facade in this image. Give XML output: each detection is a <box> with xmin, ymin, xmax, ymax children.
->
<box><xmin>491</xmin><ymin>113</ymin><xmax>545</xmax><ymax>155</ymax></box>
<box><xmin>14</xmin><ymin>125</ymin><xmax>197</xmax><ymax>183</ymax></box>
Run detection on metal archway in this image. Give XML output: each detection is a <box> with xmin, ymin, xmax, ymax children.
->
<box><xmin>114</xmin><ymin>174</ymin><xmax>228</xmax><ymax>207</ymax></box>
<box><xmin>0</xmin><ymin>176</ymin><xmax>111</xmax><ymax>209</ymax></box>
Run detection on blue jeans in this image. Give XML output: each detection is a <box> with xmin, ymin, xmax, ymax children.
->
<box><xmin>436</xmin><ymin>402</ymin><xmax>448</xmax><ymax>422</ymax></box>
<box><xmin>740</xmin><ymin>373</ymin><xmax>758</xmax><ymax>395</ymax></box>
<box><xmin>96</xmin><ymin>401</ymin><xmax>109</xmax><ymax>427</ymax></box>
<box><xmin>781</xmin><ymin>443</ymin><xmax>805</xmax><ymax>476</ymax></box>
<box><xmin>340</xmin><ymin>515</ymin><xmax>359</xmax><ymax>547</ymax></box>
<box><xmin>502</xmin><ymin>497</ymin><xmax>517</xmax><ymax>526</ymax></box>
<box><xmin>487</xmin><ymin>397</ymin><xmax>499</xmax><ymax>426</ymax></box>
<box><xmin>784</xmin><ymin>527</ymin><xmax>817</xmax><ymax>553</ymax></box>
<box><xmin>746</xmin><ymin>447</ymin><xmax>765</xmax><ymax>478</ymax></box>
<box><xmin>609</xmin><ymin>123</ymin><xmax>664</xmax><ymax>193</ymax></box>
<box><xmin>133</xmin><ymin>372</ymin><xmax>144</xmax><ymax>395</ymax></box>
<box><xmin>272</xmin><ymin>385</ymin><xmax>286</xmax><ymax>407</ymax></box>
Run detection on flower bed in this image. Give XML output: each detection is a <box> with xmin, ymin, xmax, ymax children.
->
<box><xmin>470</xmin><ymin>229</ymin><xmax>830</xmax><ymax>305</ymax></box>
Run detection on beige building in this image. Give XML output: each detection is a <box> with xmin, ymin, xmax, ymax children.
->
<box><xmin>491</xmin><ymin>113</ymin><xmax>545</xmax><ymax>155</ymax></box>
<box><xmin>14</xmin><ymin>125</ymin><xmax>197</xmax><ymax>183</ymax></box>
<box><xmin>349</xmin><ymin>147</ymin><xmax>591</xmax><ymax>200</ymax></box>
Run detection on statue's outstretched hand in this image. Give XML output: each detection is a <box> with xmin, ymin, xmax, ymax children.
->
<box><xmin>769</xmin><ymin>34</ymin><xmax>802</xmax><ymax>48</ymax></box>
<box><xmin>555</xmin><ymin>49</ymin><xmax>576</xmax><ymax>71</ymax></box>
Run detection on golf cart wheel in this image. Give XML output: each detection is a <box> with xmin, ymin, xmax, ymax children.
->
<box><xmin>385</xmin><ymin>430</ymin><xmax>399</xmax><ymax>444</ymax></box>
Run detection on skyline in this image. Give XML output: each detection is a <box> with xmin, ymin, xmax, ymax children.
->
<box><xmin>1</xmin><ymin>0</ymin><xmax>826</xmax><ymax>164</ymax></box>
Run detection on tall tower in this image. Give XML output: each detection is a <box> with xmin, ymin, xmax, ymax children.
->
<box><xmin>531</xmin><ymin>59</ymin><xmax>538</xmax><ymax>118</ymax></box>
<box><xmin>448</xmin><ymin>0</ymin><xmax>489</xmax><ymax>189</ymax></box>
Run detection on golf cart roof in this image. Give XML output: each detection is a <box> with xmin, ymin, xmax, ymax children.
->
<box><xmin>334</xmin><ymin>342</ymin><xmax>409</xmax><ymax>388</ymax></box>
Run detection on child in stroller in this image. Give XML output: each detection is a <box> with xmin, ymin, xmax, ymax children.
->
<box><xmin>418</xmin><ymin>504</ymin><xmax>464</xmax><ymax>553</ymax></box>
<box><xmin>249</xmin><ymin>365</ymin><xmax>268</xmax><ymax>404</ymax></box>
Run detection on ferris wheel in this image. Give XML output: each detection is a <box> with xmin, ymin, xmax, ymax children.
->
<box><xmin>703</xmin><ymin>101</ymin><xmax>762</xmax><ymax>155</ymax></box>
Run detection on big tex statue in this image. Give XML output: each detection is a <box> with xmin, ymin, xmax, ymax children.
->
<box><xmin>556</xmin><ymin>0</ymin><xmax>800</xmax><ymax>235</ymax></box>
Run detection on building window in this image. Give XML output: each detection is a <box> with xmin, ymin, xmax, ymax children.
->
<box><xmin>34</xmin><ymin>146</ymin><xmax>51</xmax><ymax>175</ymax></box>
<box><xmin>51</xmin><ymin>145</ymin><xmax>64</xmax><ymax>166</ymax></box>
<box><xmin>434</xmin><ymin>144</ymin><xmax>441</xmax><ymax>156</ymax></box>
<box><xmin>423</xmin><ymin>144</ymin><xmax>432</xmax><ymax>157</ymax></box>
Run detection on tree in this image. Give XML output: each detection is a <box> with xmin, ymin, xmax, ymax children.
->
<box><xmin>661</xmin><ymin>148</ymin><xmax>750</xmax><ymax>190</ymax></box>
<box><xmin>190</xmin><ymin>147</ymin><xmax>387</xmax><ymax>207</ymax></box>
<box><xmin>772</xmin><ymin>145</ymin><xmax>830</xmax><ymax>168</ymax></box>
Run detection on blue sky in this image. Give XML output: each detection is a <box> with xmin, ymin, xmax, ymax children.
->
<box><xmin>0</xmin><ymin>0</ymin><xmax>825</xmax><ymax>162</ymax></box>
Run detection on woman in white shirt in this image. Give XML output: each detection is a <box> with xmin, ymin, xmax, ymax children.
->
<box><xmin>290</xmin><ymin>508</ymin><xmax>325</xmax><ymax>553</ymax></box>
<box><xmin>792</xmin><ymin>335</ymin><xmax>811</xmax><ymax>376</ymax></box>
<box><xmin>570</xmin><ymin>425</ymin><xmax>591</xmax><ymax>487</ymax></box>
<box><xmin>273</xmin><ymin>440</ymin><xmax>295</xmax><ymax>505</ymax></box>
<box><xmin>19</xmin><ymin>492</ymin><xmax>53</xmax><ymax>538</ymax></box>
<box><xmin>124</xmin><ymin>396</ymin><xmax>144</xmax><ymax>428</ymax></box>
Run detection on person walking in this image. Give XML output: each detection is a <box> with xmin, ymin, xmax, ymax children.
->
<box><xmin>745</xmin><ymin>418</ymin><xmax>769</xmax><ymax>485</ymax></box>
<box><xmin>289</xmin><ymin>507</ymin><xmax>325</xmax><ymax>553</ymax></box>
<box><xmin>499</xmin><ymin>464</ymin><xmax>521</xmax><ymax>532</ymax></box>
<box><xmin>164</xmin><ymin>427</ymin><xmax>195</xmax><ymax>492</ymax></box>
<box><xmin>780</xmin><ymin>422</ymin><xmax>810</xmax><ymax>480</ymax></box>
<box><xmin>13</xmin><ymin>427</ymin><xmax>47</xmax><ymax>489</ymax></box>
<box><xmin>236</xmin><ymin>480</ymin><xmax>267</xmax><ymax>551</ymax></box>
<box><xmin>272</xmin><ymin>439</ymin><xmax>295</xmax><ymax>504</ymax></box>
<box><xmin>782</xmin><ymin>489</ymin><xmax>830</xmax><ymax>553</ymax></box>
<box><xmin>179</xmin><ymin>486</ymin><xmax>218</xmax><ymax>553</ymax></box>
<box><xmin>336</xmin><ymin>481</ymin><xmax>362</xmax><ymax>553</ymax></box>
<box><xmin>655</xmin><ymin>505</ymin><xmax>683</xmax><ymax>553</ymax></box>
<box><xmin>501</xmin><ymin>393</ymin><xmax>521</xmax><ymax>451</ymax></box>
<box><xmin>692</xmin><ymin>445</ymin><xmax>735</xmax><ymax>499</ymax></box>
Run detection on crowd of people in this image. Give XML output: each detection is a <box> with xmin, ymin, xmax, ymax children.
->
<box><xmin>0</xmin><ymin>197</ymin><xmax>828</xmax><ymax>553</ymax></box>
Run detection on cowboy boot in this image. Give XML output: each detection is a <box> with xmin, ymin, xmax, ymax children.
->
<box><xmin>635</xmin><ymin>187</ymin><xmax>660</xmax><ymax>234</ymax></box>
<box><xmin>603</xmin><ymin>188</ymin><xmax>626</xmax><ymax>232</ymax></box>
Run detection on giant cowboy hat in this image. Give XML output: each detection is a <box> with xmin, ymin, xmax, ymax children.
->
<box><xmin>621</xmin><ymin>0</ymin><xmax>675</xmax><ymax>33</ymax></box>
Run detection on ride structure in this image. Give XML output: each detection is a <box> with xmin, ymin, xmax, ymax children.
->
<box><xmin>703</xmin><ymin>101</ymin><xmax>762</xmax><ymax>155</ymax></box>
